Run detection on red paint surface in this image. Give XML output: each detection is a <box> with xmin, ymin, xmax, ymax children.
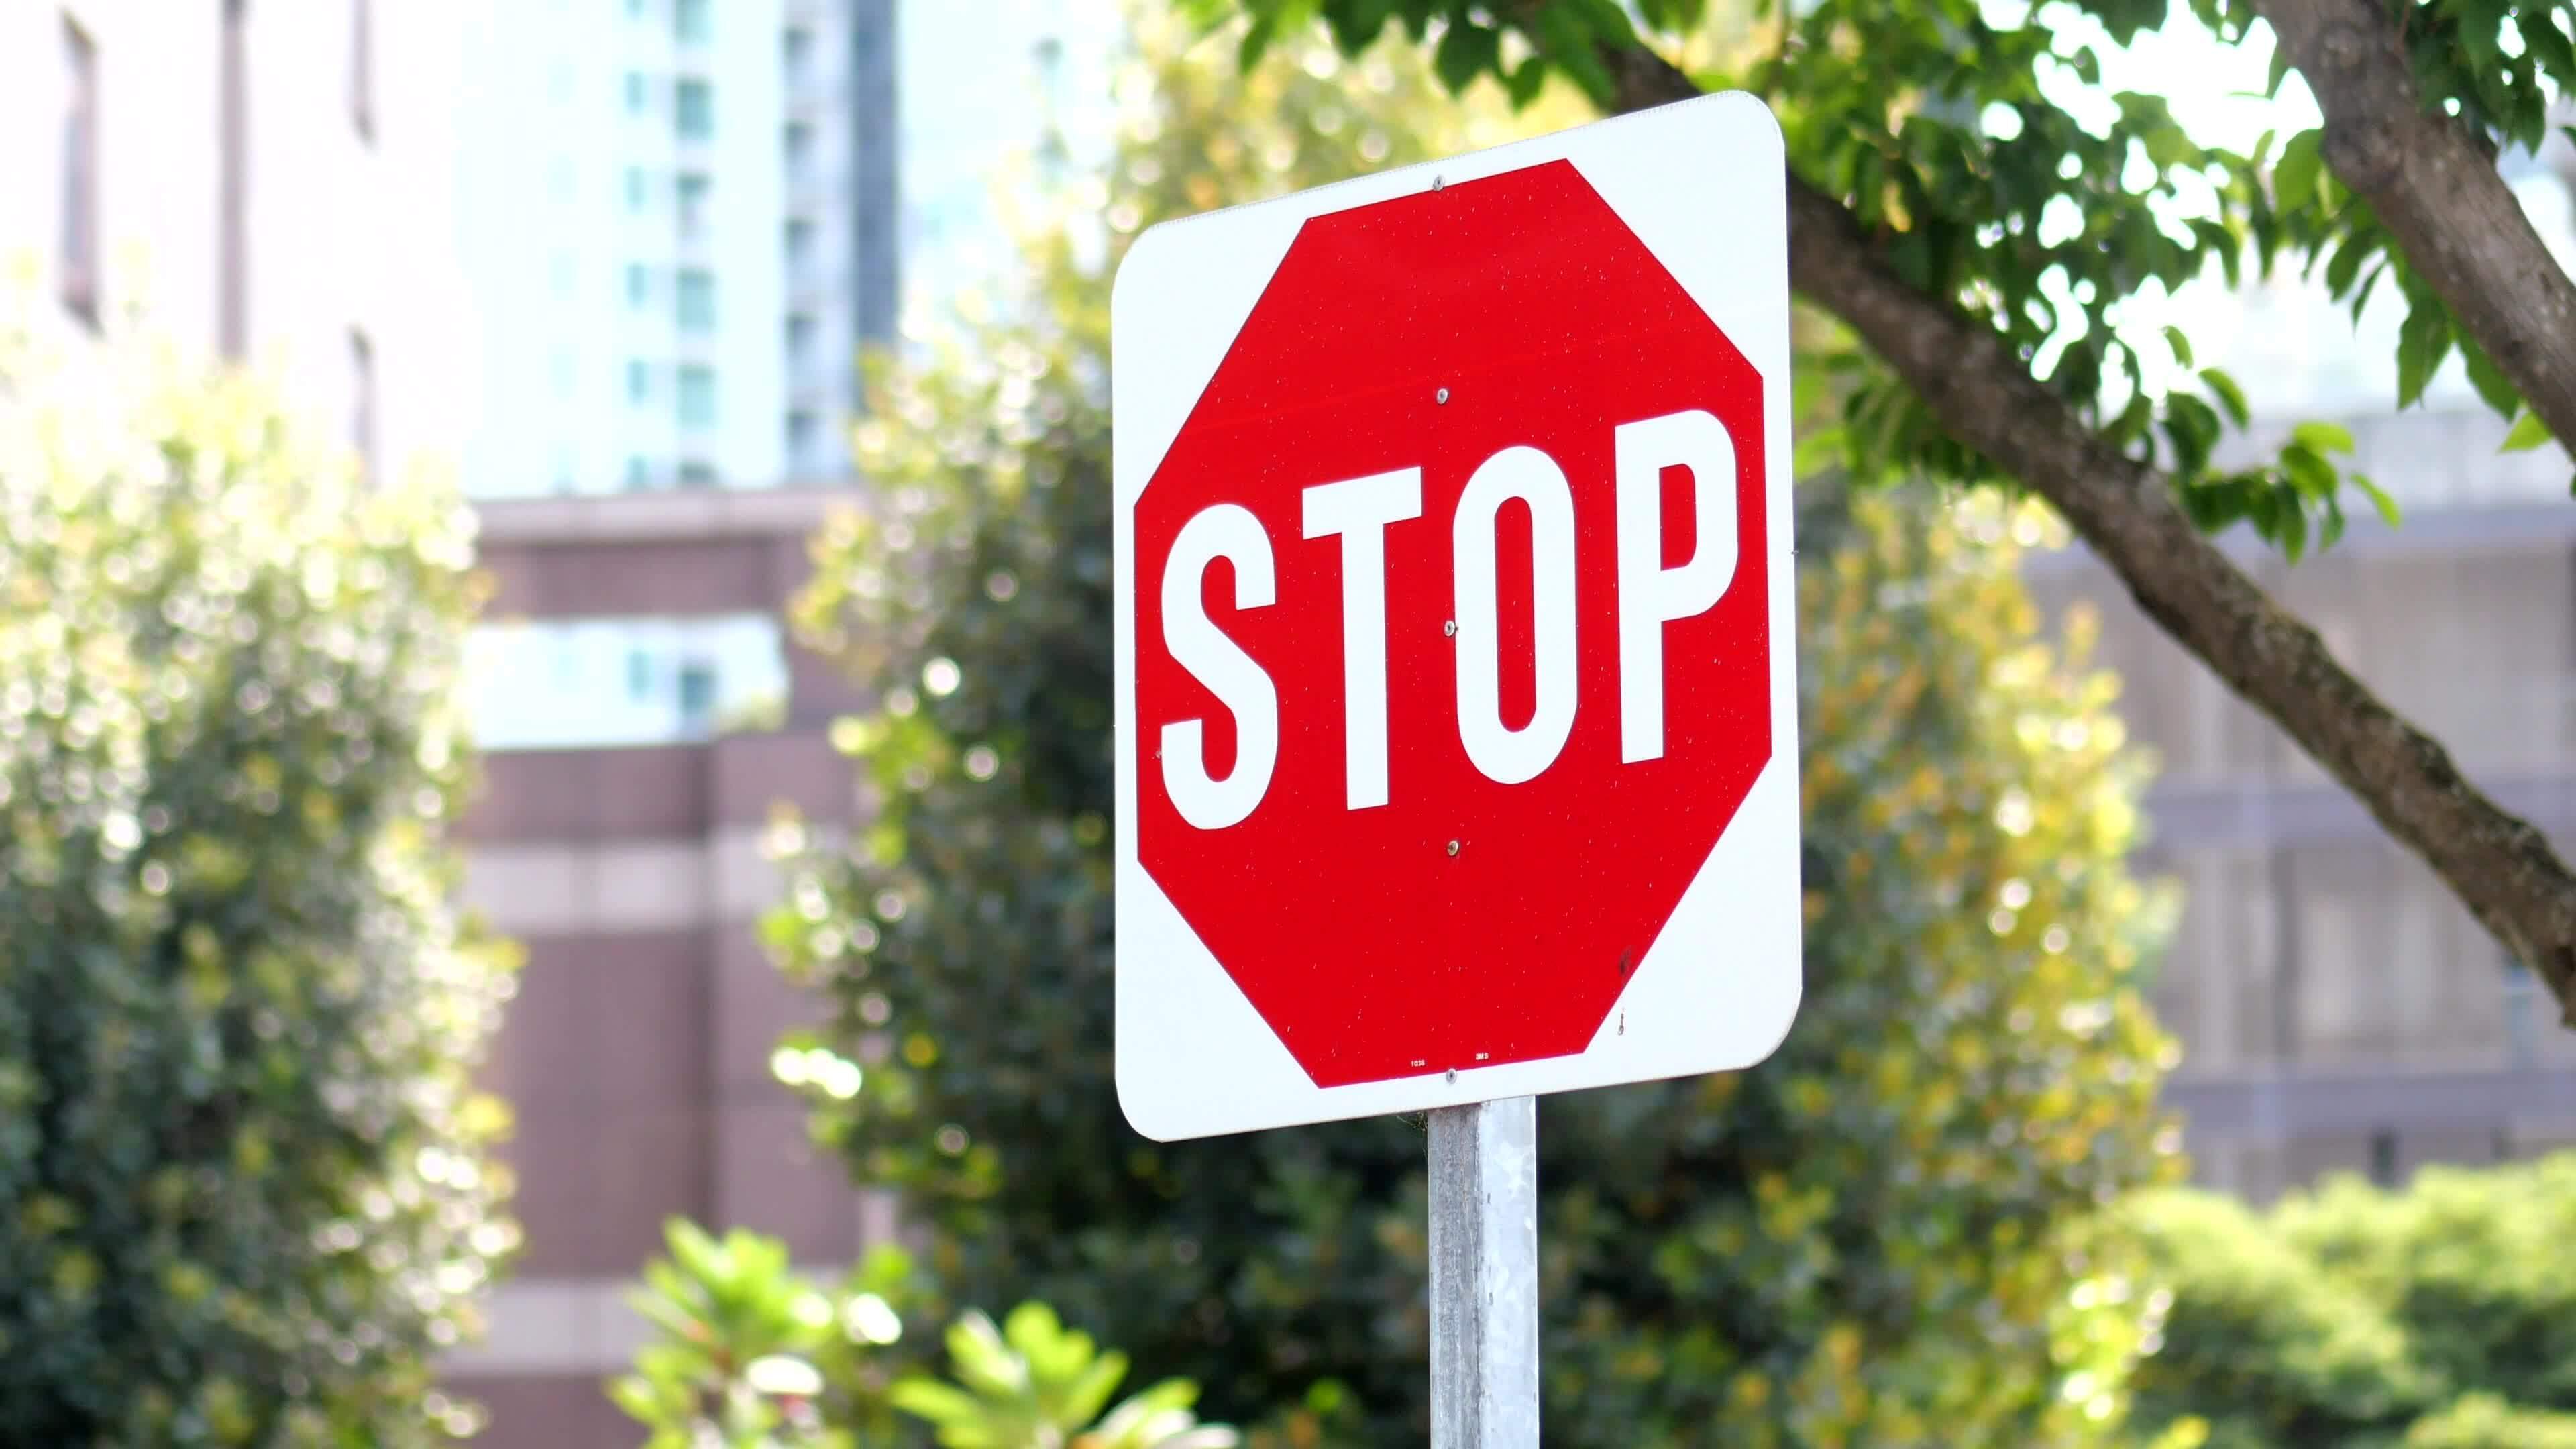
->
<box><xmin>1133</xmin><ymin>160</ymin><xmax>1772</xmax><ymax>1087</ymax></box>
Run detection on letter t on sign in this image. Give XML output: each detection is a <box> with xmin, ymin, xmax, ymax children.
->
<box><xmin>1303</xmin><ymin>468</ymin><xmax>1424</xmax><ymax>810</ymax></box>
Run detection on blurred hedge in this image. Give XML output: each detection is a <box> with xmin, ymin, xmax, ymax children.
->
<box><xmin>2129</xmin><ymin>1157</ymin><xmax>2576</xmax><ymax>1448</ymax></box>
<box><xmin>0</xmin><ymin>305</ymin><xmax>517</xmax><ymax>1443</ymax></box>
<box><xmin>758</xmin><ymin>14</ymin><xmax>2182</xmax><ymax>1448</ymax></box>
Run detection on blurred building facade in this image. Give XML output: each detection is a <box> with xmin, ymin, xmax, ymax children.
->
<box><xmin>0</xmin><ymin>0</ymin><xmax>473</xmax><ymax>472</ymax></box>
<box><xmin>2010</xmin><ymin>154</ymin><xmax>2576</xmax><ymax>1201</ymax></box>
<box><xmin>449</xmin><ymin>0</ymin><xmax>899</xmax><ymax>500</ymax></box>
<box><xmin>2029</xmin><ymin>407</ymin><xmax>2576</xmax><ymax>1199</ymax></box>
<box><xmin>445</xmin><ymin>488</ymin><xmax>889</xmax><ymax>1446</ymax></box>
<box><xmin>449</xmin><ymin>0</ymin><xmax>900</xmax><ymax>765</ymax></box>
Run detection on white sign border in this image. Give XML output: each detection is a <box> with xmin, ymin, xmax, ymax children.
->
<box><xmin>1112</xmin><ymin>92</ymin><xmax>1801</xmax><ymax>1142</ymax></box>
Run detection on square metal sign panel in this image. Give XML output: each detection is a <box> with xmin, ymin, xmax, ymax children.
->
<box><xmin>1112</xmin><ymin>93</ymin><xmax>1799</xmax><ymax>1141</ymax></box>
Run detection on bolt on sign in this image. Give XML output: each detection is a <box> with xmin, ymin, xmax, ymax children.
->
<box><xmin>1112</xmin><ymin>93</ymin><xmax>1801</xmax><ymax>1143</ymax></box>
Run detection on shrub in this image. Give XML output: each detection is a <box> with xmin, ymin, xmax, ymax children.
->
<box><xmin>0</xmin><ymin>305</ymin><xmax>516</xmax><ymax>1442</ymax></box>
<box><xmin>614</xmin><ymin>1220</ymin><xmax>1236</xmax><ymax>1449</ymax></box>
<box><xmin>2127</xmin><ymin>1157</ymin><xmax>2576</xmax><ymax>1447</ymax></box>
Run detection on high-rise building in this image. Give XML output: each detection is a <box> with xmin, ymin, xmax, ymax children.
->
<box><xmin>447</xmin><ymin>0</ymin><xmax>900</xmax><ymax>763</ymax></box>
<box><xmin>0</xmin><ymin>0</ymin><xmax>470</xmax><ymax>472</ymax></box>
<box><xmin>449</xmin><ymin>0</ymin><xmax>898</xmax><ymax>500</ymax></box>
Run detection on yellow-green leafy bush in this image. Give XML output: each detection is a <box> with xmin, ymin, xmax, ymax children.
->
<box><xmin>0</xmin><ymin>312</ymin><xmax>516</xmax><ymax>1444</ymax></box>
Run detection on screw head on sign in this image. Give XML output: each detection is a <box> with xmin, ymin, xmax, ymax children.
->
<box><xmin>1436</xmin><ymin>386</ymin><xmax>1450</xmax><ymax>405</ymax></box>
<box><xmin>1442</xmin><ymin>619</ymin><xmax>1457</xmax><ymax>637</ymax></box>
<box><xmin>1446</xmin><ymin>839</ymin><xmax>1460</xmax><ymax>857</ymax></box>
<box><xmin>1432</xmin><ymin>174</ymin><xmax>1445</xmax><ymax>191</ymax></box>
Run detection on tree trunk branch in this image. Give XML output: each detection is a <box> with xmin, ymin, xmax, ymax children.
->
<box><xmin>2259</xmin><ymin>0</ymin><xmax>2576</xmax><ymax>450</ymax></box>
<box><xmin>1600</xmin><ymin>43</ymin><xmax>2576</xmax><ymax>1019</ymax></box>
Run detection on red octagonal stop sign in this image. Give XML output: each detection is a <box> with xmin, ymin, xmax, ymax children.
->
<box><xmin>1114</xmin><ymin>95</ymin><xmax>1801</xmax><ymax>1140</ymax></box>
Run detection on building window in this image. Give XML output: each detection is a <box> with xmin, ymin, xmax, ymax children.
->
<box><xmin>59</xmin><ymin>15</ymin><xmax>98</xmax><ymax>323</ymax></box>
<box><xmin>625</xmin><ymin>167</ymin><xmax>649</xmax><ymax>211</ymax></box>
<box><xmin>2368</xmin><ymin>1128</ymin><xmax>2399</xmax><ymax>1188</ymax></box>
<box><xmin>624</xmin><ymin>456</ymin><xmax>651</xmax><ymax>490</ymax></box>
<box><xmin>784</xmin><ymin>219</ymin><xmax>814</xmax><ymax>267</ymax></box>
<box><xmin>784</xmin><ymin>122</ymin><xmax>814</xmax><ymax>176</ymax></box>
<box><xmin>625</xmin><ymin>264</ymin><xmax>651</xmax><ymax>306</ymax></box>
<box><xmin>674</xmin><ymin>80</ymin><xmax>712</xmax><ymax>140</ymax></box>
<box><xmin>676</xmin><ymin>172</ymin><xmax>711</xmax><ymax>237</ymax></box>
<box><xmin>625</xmin><ymin>650</ymin><xmax>653</xmax><ymax>700</ymax></box>
<box><xmin>786</xmin><ymin>411</ymin><xmax>818</xmax><ymax>460</ymax></box>
<box><xmin>676</xmin><ymin>661</ymin><xmax>716</xmax><ymax>733</ymax></box>
<box><xmin>786</xmin><ymin>313</ymin><xmax>814</xmax><ymax>362</ymax></box>
<box><xmin>676</xmin><ymin>366</ymin><xmax>716</xmax><ymax>427</ymax></box>
<box><xmin>783</xmin><ymin>27</ymin><xmax>812</xmax><ymax>79</ymax></box>
<box><xmin>627</xmin><ymin>360</ymin><xmax>652</xmax><ymax>402</ymax></box>
<box><xmin>675</xmin><ymin>270</ymin><xmax>714</xmax><ymax>331</ymax></box>
<box><xmin>350</xmin><ymin>0</ymin><xmax>374</xmax><ymax>140</ymax></box>
<box><xmin>674</xmin><ymin>0</ymin><xmax>710</xmax><ymax>42</ymax></box>
<box><xmin>676</xmin><ymin>461</ymin><xmax>718</xmax><ymax>488</ymax></box>
<box><xmin>624</xmin><ymin>72</ymin><xmax>649</xmax><ymax>113</ymax></box>
<box><xmin>348</xmin><ymin>330</ymin><xmax>377</xmax><ymax>483</ymax></box>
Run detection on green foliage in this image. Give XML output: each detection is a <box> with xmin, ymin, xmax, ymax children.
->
<box><xmin>891</xmin><ymin>1303</ymin><xmax>1238</xmax><ymax>1449</ymax></box>
<box><xmin>768</xmin><ymin>16</ymin><xmax>2179</xmax><ymax>1447</ymax></box>
<box><xmin>2126</xmin><ymin>1157</ymin><xmax>2576</xmax><ymax>1448</ymax></box>
<box><xmin>612</xmin><ymin>1220</ymin><xmax>919</xmax><ymax>1449</ymax></box>
<box><xmin>614</xmin><ymin>1221</ymin><xmax>1235</xmax><ymax>1449</ymax></box>
<box><xmin>1175</xmin><ymin>0</ymin><xmax>2576</xmax><ymax>554</ymax></box>
<box><xmin>0</xmin><ymin>304</ymin><xmax>515</xmax><ymax>1442</ymax></box>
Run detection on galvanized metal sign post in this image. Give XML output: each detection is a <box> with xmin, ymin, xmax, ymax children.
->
<box><xmin>1110</xmin><ymin>93</ymin><xmax>1799</xmax><ymax>1444</ymax></box>
<box><xmin>1430</xmin><ymin>1099</ymin><xmax>1540</xmax><ymax>1448</ymax></box>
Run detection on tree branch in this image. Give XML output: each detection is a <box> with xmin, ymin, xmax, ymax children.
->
<box><xmin>2259</xmin><ymin>0</ymin><xmax>2576</xmax><ymax>448</ymax></box>
<box><xmin>1601</xmin><ymin>43</ymin><xmax>2576</xmax><ymax>1018</ymax></box>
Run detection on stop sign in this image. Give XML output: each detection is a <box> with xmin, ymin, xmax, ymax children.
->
<box><xmin>1113</xmin><ymin>95</ymin><xmax>1799</xmax><ymax>1140</ymax></box>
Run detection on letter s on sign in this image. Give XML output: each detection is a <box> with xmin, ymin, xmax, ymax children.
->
<box><xmin>1159</xmin><ymin>504</ymin><xmax>1279</xmax><ymax>830</ymax></box>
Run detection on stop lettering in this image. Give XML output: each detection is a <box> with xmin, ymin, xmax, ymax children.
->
<box><xmin>1157</xmin><ymin>407</ymin><xmax>1740</xmax><ymax>826</ymax></box>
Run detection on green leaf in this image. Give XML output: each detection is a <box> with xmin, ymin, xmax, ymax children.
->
<box><xmin>2459</xmin><ymin>331</ymin><xmax>2522</xmax><ymax>419</ymax></box>
<box><xmin>2279</xmin><ymin>443</ymin><xmax>2337</xmax><ymax>498</ymax></box>
<box><xmin>2395</xmin><ymin>303</ymin><xmax>2453</xmax><ymax>409</ymax></box>
<box><xmin>2163</xmin><ymin>392</ymin><xmax>2223</xmax><ymax>480</ymax></box>
<box><xmin>2349</xmin><ymin>471</ymin><xmax>2402</xmax><ymax>528</ymax></box>
<box><xmin>2290</xmin><ymin>421</ymin><xmax>2356</xmax><ymax>457</ymax></box>
<box><xmin>2161</xmin><ymin>324</ymin><xmax>2194</xmax><ymax>369</ymax></box>
<box><xmin>1432</xmin><ymin>21</ymin><xmax>1501</xmax><ymax>93</ymax></box>
<box><xmin>2322</xmin><ymin>228</ymin><xmax>2377</xmax><ymax>299</ymax></box>
<box><xmin>890</xmin><ymin>1378</ymin><xmax>989</xmax><ymax>1428</ymax></box>
<box><xmin>1236</xmin><ymin>13</ymin><xmax>1278</xmax><ymax>72</ymax></box>
<box><xmin>2501</xmin><ymin>409</ymin><xmax>2555</xmax><ymax>453</ymax></box>
<box><xmin>2273</xmin><ymin>128</ymin><xmax>2324</xmax><ymax>211</ymax></box>
<box><xmin>2199</xmin><ymin>367</ymin><xmax>2251</xmax><ymax>428</ymax></box>
<box><xmin>1058</xmin><ymin>1350</ymin><xmax>1133</xmax><ymax>1429</ymax></box>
